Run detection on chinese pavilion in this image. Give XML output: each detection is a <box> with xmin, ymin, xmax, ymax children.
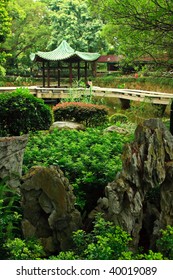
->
<box><xmin>30</xmin><ymin>40</ymin><xmax>100</xmax><ymax>87</ymax></box>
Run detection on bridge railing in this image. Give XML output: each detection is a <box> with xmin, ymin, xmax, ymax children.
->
<box><xmin>0</xmin><ymin>86</ymin><xmax>173</xmax><ymax>105</ymax></box>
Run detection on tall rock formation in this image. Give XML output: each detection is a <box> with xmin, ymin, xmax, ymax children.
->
<box><xmin>0</xmin><ymin>135</ymin><xmax>28</xmax><ymax>188</ymax></box>
<box><xmin>20</xmin><ymin>165</ymin><xmax>82</xmax><ymax>254</ymax></box>
<box><xmin>93</xmin><ymin>119</ymin><xmax>173</xmax><ymax>249</ymax></box>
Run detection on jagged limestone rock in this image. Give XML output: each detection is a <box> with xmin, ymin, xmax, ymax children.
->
<box><xmin>93</xmin><ymin>119</ymin><xmax>173</xmax><ymax>249</ymax></box>
<box><xmin>0</xmin><ymin>135</ymin><xmax>28</xmax><ymax>188</ymax></box>
<box><xmin>20</xmin><ymin>165</ymin><xmax>82</xmax><ymax>254</ymax></box>
<box><xmin>103</xmin><ymin>125</ymin><xmax>129</xmax><ymax>134</ymax></box>
<box><xmin>50</xmin><ymin>121</ymin><xmax>85</xmax><ymax>132</ymax></box>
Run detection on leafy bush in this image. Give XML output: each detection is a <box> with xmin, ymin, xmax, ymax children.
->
<box><xmin>126</xmin><ymin>101</ymin><xmax>166</xmax><ymax>124</ymax></box>
<box><xmin>49</xmin><ymin>215</ymin><xmax>132</xmax><ymax>260</ymax></box>
<box><xmin>0</xmin><ymin>88</ymin><xmax>53</xmax><ymax>136</ymax></box>
<box><xmin>53</xmin><ymin>102</ymin><xmax>108</xmax><ymax>126</ymax></box>
<box><xmin>0</xmin><ymin>179</ymin><xmax>22</xmax><ymax>259</ymax></box>
<box><xmin>49</xmin><ymin>251</ymin><xmax>78</xmax><ymax>260</ymax></box>
<box><xmin>135</xmin><ymin>250</ymin><xmax>164</xmax><ymax>260</ymax></box>
<box><xmin>23</xmin><ymin>128</ymin><xmax>130</xmax><ymax>211</ymax></box>
<box><xmin>48</xmin><ymin>215</ymin><xmax>166</xmax><ymax>260</ymax></box>
<box><xmin>109</xmin><ymin>113</ymin><xmax>128</xmax><ymax>124</ymax></box>
<box><xmin>5</xmin><ymin>237</ymin><xmax>44</xmax><ymax>260</ymax></box>
<box><xmin>156</xmin><ymin>225</ymin><xmax>173</xmax><ymax>259</ymax></box>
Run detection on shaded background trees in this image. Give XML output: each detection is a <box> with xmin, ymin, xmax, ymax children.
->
<box><xmin>1</xmin><ymin>0</ymin><xmax>108</xmax><ymax>76</ymax></box>
<box><xmin>0</xmin><ymin>0</ymin><xmax>12</xmax><ymax>75</ymax></box>
<box><xmin>88</xmin><ymin>0</ymin><xmax>173</xmax><ymax>67</ymax></box>
<box><xmin>1</xmin><ymin>0</ymin><xmax>173</xmax><ymax>76</ymax></box>
<box><xmin>47</xmin><ymin>0</ymin><xmax>107</xmax><ymax>52</ymax></box>
<box><xmin>3</xmin><ymin>0</ymin><xmax>51</xmax><ymax>75</ymax></box>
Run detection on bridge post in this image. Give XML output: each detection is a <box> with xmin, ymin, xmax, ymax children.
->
<box><xmin>170</xmin><ymin>100</ymin><xmax>173</xmax><ymax>135</ymax></box>
<box><xmin>119</xmin><ymin>98</ymin><xmax>130</xmax><ymax>109</ymax></box>
<box><xmin>152</xmin><ymin>104</ymin><xmax>166</xmax><ymax>117</ymax></box>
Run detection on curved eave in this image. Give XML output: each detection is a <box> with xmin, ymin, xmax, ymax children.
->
<box><xmin>30</xmin><ymin>52</ymin><xmax>100</xmax><ymax>63</ymax></box>
<box><xmin>76</xmin><ymin>51</ymin><xmax>100</xmax><ymax>61</ymax></box>
<box><xmin>35</xmin><ymin>52</ymin><xmax>74</xmax><ymax>61</ymax></box>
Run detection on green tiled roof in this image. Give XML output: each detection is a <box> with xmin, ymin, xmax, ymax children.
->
<box><xmin>31</xmin><ymin>40</ymin><xmax>100</xmax><ymax>62</ymax></box>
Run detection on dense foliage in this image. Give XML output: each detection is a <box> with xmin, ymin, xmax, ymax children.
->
<box><xmin>23</xmin><ymin>127</ymin><xmax>130</xmax><ymax>210</ymax></box>
<box><xmin>49</xmin><ymin>214</ymin><xmax>172</xmax><ymax>260</ymax></box>
<box><xmin>1</xmin><ymin>120</ymin><xmax>173</xmax><ymax>260</ymax></box>
<box><xmin>0</xmin><ymin>180</ymin><xmax>45</xmax><ymax>260</ymax></box>
<box><xmin>1</xmin><ymin>0</ymin><xmax>173</xmax><ymax>76</ymax></box>
<box><xmin>0</xmin><ymin>179</ymin><xmax>22</xmax><ymax>259</ymax></box>
<box><xmin>109</xmin><ymin>113</ymin><xmax>128</xmax><ymax>124</ymax></box>
<box><xmin>1</xmin><ymin>182</ymin><xmax>173</xmax><ymax>261</ymax></box>
<box><xmin>0</xmin><ymin>0</ymin><xmax>11</xmax><ymax>76</ymax></box>
<box><xmin>5</xmin><ymin>237</ymin><xmax>44</xmax><ymax>260</ymax></box>
<box><xmin>0</xmin><ymin>0</ymin><xmax>11</xmax><ymax>43</ymax></box>
<box><xmin>1</xmin><ymin>0</ymin><xmax>173</xmax><ymax>262</ymax></box>
<box><xmin>0</xmin><ymin>0</ymin><xmax>108</xmax><ymax>75</ymax></box>
<box><xmin>88</xmin><ymin>0</ymin><xmax>173</xmax><ymax>67</ymax></box>
<box><xmin>48</xmin><ymin>0</ymin><xmax>107</xmax><ymax>52</ymax></box>
<box><xmin>50</xmin><ymin>215</ymin><xmax>132</xmax><ymax>260</ymax></box>
<box><xmin>0</xmin><ymin>88</ymin><xmax>53</xmax><ymax>136</ymax></box>
<box><xmin>3</xmin><ymin>0</ymin><xmax>51</xmax><ymax>75</ymax></box>
<box><xmin>53</xmin><ymin>102</ymin><xmax>108</xmax><ymax>126</ymax></box>
<box><xmin>157</xmin><ymin>226</ymin><xmax>173</xmax><ymax>259</ymax></box>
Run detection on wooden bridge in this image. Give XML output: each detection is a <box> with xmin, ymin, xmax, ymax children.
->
<box><xmin>0</xmin><ymin>86</ymin><xmax>173</xmax><ymax>107</ymax></box>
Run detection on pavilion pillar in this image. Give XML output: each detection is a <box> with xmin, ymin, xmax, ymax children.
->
<box><xmin>69</xmin><ymin>62</ymin><xmax>73</xmax><ymax>86</ymax></box>
<box><xmin>57</xmin><ymin>61</ymin><xmax>60</xmax><ymax>87</ymax></box>
<box><xmin>84</xmin><ymin>61</ymin><xmax>88</xmax><ymax>85</ymax></box>
<box><xmin>170</xmin><ymin>101</ymin><xmax>173</xmax><ymax>135</ymax></box>
<box><xmin>92</xmin><ymin>61</ymin><xmax>97</xmax><ymax>77</ymax></box>
<box><xmin>77</xmin><ymin>61</ymin><xmax>80</xmax><ymax>82</ymax></box>
<box><xmin>47</xmin><ymin>61</ymin><xmax>50</xmax><ymax>87</ymax></box>
<box><xmin>42</xmin><ymin>61</ymin><xmax>45</xmax><ymax>88</ymax></box>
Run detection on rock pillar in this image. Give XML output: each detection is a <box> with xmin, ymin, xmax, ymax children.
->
<box><xmin>93</xmin><ymin>119</ymin><xmax>173</xmax><ymax>249</ymax></box>
<box><xmin>20</xmin><ymin>165</ymin><xmax>82</xmax><ymax>254</ymax></box>
<box><xmin>0</xmin><ymin>135</ymin><xmax>28</xmax><ymax>188</ymax></box>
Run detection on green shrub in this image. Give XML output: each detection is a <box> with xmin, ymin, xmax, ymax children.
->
<box><xmin>0</xmin><ymin>179</ymin><xmax>22</xmax><ymax>259</ymax></box>
<box><xmin>53</xmin><ymin>102</ymin><xmax>108</xmax><ymax>126</ymax></box>
<box><xmin>156</xmin><ymin>225</ymin><xmax>173</xmax><ymax>259</ymax></box>
<box><xmin>82</xmin><ymin>216</ymin><xmax>132</xmax><ymax>260</ymax></box>
<box><xmin>48</xmin><ymin>214</ymin><xmax>169</xmax><ymax>260</ymax></box>
<box><xmin>49</xmin><ymin>251</ymin><xmax>78</xmax><ymax>260</ymax></box>
<box><xmin>5</xmin><ymin>237</ymin><xmax>44</xmax><ymax>260</ymax></box>
<box><xmin>109</xmin><ymin>113</ymin><xmax>128</xmax><ymax>124</ymax></box>
<box><xmin>0</xmin><ymin>88</ymin><xmax>53</xmax><ymax>136</ymax></box>
<box><xmin>49</xmin><ymin>215</ymin><xmax>132</xmax><ymax>260</ymax></box>
<box><xmin>23</xmin><ymin>128</ymin><xmax>130</xmax><ymax>211</ymax></box>
<box><xmin>48</xmin><ymin>215</ymin><xmax>166</xmax><ymax>260</ymax></box>
<box><xmin>135</xmin><ymin>250</ymin><xmax>164</xmax><ymax>260</ymax></box>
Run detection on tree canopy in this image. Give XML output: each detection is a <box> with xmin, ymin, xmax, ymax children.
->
<box><xmin>1</xmin><ymin>0</ymin><xmax>173</xmax><ymax>75</ymax></box>
<box><xmin>88</xmin><ymin>0</ymin><xmax>173</xmax><ymax>64</ymax></box>
<box><xmin>0</xmin><ymin>0</ymin><xmax>11</xmax><ymax>75</ymax></box>
<box><xmin>3</xmin><ymin>0</ymin><xmax>51</xmax><ymax>75</ymax></box>
<box><xmin>1</xmin><ymin>0</ymin><xmax>107</xmax><ymax>75</ymax></box>
<box><xmin>47</xmin><ymin>0</ymin><xmax>107</xmax><ymax>52</ymax></box>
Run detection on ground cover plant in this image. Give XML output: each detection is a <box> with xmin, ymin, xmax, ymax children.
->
<box><xmin>0</xmin><ymin>179</ymin><xmax>45</xmax><ymax>260</ymax></box>
<box><xmin>0</xmin><ymin>179</ymin><xmax>22</xmax><ymax>259</ymax></box>
<box><xmin>1</xmin><ymin>191</ymin><xmax>173</xmax><ymax>260</ymax></box>
<box><xmin>23</xmin><ymin>127</ymin><xmax>132</xmax><ymax>211</ymax></box>
<box><xmin>49</xmin><ymin>214</ymin><xmax>171</xmax><ymax>260</ymax></box>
